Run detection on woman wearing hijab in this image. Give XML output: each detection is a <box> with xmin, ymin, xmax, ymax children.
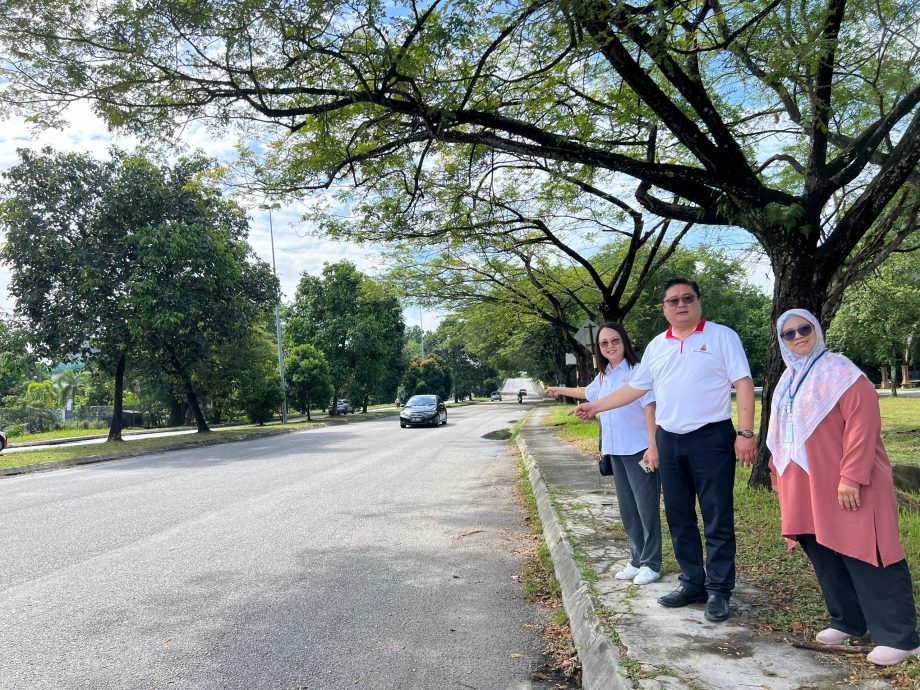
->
<box><xmin>545</xmin><ymin>322</ymin><xmax>662</xmax><ymax>586</ymax></box>
<box><xmin>767</xmin><ymin>308</ymin><xmax>919</xmax><ymax>666</ymax></box>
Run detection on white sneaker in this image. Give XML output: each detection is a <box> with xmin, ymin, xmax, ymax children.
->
<box><xmin>815</xmin><ymin>628</ymin><xmax>852</xmax><ymax>645</ymax></box>
<box><xmin>615</xmin><ymin>564</ymin><xmax>640</xmax><ymax>580</ymax></box>
<box><xmin>866</xmin><ymin>645</ymin><xmax>920</xmax><ymax>666</ymax></box>
<box><xmin>633</xmin><ymin>566</ymin><xmax>661</xmax><ymax>585</ymax></box>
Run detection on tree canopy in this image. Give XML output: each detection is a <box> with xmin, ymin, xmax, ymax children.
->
<box><xmin>1</xmin><ymin>149</ymin><xmax>277</xmax><ymax>437</ymax></box>
<box><xmin>286</xmin><ymin>261</ymin><xmax>406</xmax><ymax>409</ymax></box>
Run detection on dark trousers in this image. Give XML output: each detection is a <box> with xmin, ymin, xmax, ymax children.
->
<box><xmin>798</xmin><ymin>534</ymin><xmax>920</xmax><ymax>650</ymax></box>
<box><xmin>608</xmin><ymin>450</ymin><xmax>662</xmax><ymax>572</ymax></box>
<box><xmin>656</xmin><ymin>419</ymin><xmax>736</xmax><ymax>598</ymax></box>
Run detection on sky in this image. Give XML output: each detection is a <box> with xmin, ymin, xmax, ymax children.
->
<box><xmin>0</xmin><ymin>103</ymin><xmax>437</xmax><ymax>331</ymax></box>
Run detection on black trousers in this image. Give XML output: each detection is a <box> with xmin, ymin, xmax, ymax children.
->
<box><xmin>798</xmin><ymin>534</ymin><xmax>920</xmax><ymax>650</ymax></box>
<box><xmin>656</xmin><ymin>419</ymin><xmax>736</xmax><ymax>598</ymax></box>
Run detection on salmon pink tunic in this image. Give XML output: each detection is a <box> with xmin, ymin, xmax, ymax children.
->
<box><xmin>770</xmin><ymin>376</ymin><xmax>905</xmax><ymax>566</ymax></box>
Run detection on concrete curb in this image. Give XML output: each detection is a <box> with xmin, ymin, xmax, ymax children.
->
<box><xmin>516</xmin><ymin>433</ymin><xmax>631</xmax><ymax>690</ymax></box>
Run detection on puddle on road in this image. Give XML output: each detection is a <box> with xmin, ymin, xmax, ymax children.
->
<box><xmin>482</xmin><ymin>429</ymin><xmax>512</xmax><ymax>440</ymax></box>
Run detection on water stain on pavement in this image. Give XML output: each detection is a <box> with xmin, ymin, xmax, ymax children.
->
<box><xmin>483</xmin><ymin>429</ymin><xmax>512</xmax><ymax>440</ymax></box>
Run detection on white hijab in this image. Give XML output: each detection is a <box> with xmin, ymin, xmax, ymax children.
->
<box><xmin>766</xmin><ymin>309</ymin><xmax>864</xmax><ymax>476</ymax></box>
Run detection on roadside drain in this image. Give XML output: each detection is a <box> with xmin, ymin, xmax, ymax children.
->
<box><xmin>482</xmin><ymin>429</ymin><xmax>512</xmax><ymax>440</ymax></box>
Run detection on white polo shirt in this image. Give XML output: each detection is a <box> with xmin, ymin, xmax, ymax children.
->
<box><xmin>585</xmin><ymin>359</ymin><xmax>655</xmax><ymax>456</ymax></box>
<box><xmin>629</xmin><ymin>320</ymin><xmax>751</xmax><ymax>434</ymax></box>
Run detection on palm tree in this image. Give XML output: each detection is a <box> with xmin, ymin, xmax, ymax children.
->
<box><xmin>54</xmin><ymin>368</ymin><xmax>86</xmax><ymax>420</ymax></box>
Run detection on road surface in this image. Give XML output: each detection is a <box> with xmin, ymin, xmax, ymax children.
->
<box><xmin>0</xmin><ymin>404</ymin><xmax>558</xmax><ymax>689</ymax></box>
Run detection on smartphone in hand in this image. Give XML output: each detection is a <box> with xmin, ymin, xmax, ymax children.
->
<box><xmin>638</xmin><ymin>458</ymin><xmax>654</xmax><ymax>473</ymax></box>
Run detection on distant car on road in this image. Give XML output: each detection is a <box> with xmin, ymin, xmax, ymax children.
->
<box><xmin>0</xmin><ymin>428</ymin><xmax>7</xmax><ymax>453</ymax></box>
<box><xmin>328</xmin><ymin>399</ymin><xmax>354</xmax><ymax>415</ymax></box>
<box><xmin>490</xmin><ymin>391</ymin><xmax>502</xmax><ymax>401</ymax></box>
<box><xmin>400</xmin><ymin>395</ymin><xmax>447</xmax><ymax>428</ymax></box>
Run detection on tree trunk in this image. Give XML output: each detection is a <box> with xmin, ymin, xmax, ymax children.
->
<box><xmin>890</xmin><ymin>352</ymin><xmax>900</xmax><ymax>398</ymax></box>
<box><xmin>210</xmin><ymin>401</ymin><xmax>223</xmax><ymax>425</ymax></box>
<box><xmin>306</xmin><ymin>404</ymin><xmax>312</xmax><ymax>422</ymax></box>
<box><xmin>106</xmin><ymin>352</ymin><xmax>126</xmax><ymax>443</ymax></box>
<box><xmin>185</xmin><ymin>383</ymin><xmax>209</xmax><ymax>433</ymax></box>
<box><xmin>170</xmin><ymin>353</ymin><xmax>209</xmax><ymax>433</ymax></box>
<box><xmin>749</xmin><ymin>257</ymin><xmax>832</xmax><ymax>489</ymax></box>
<box><xmin>168</xmin><ymin>396</ymin><xmax>185</xmax><ymax>427</ymax></box>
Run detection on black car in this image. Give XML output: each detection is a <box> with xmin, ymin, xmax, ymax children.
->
<box><xmin>399</xmin><ymin>394</ymin><xmax>447</xmax><ymax>428</ymax></box>
<box><xmin>0</xmin><ymin>429</ymin><xmax>6</xmax><ymax>453</ymax></box>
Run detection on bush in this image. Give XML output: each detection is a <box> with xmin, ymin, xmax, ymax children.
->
<box><xmin>3</xmin><ymin>422</ymin><xmax>28</xmax><ymax>438</ymax></box>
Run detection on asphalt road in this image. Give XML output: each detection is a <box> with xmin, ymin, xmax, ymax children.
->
<box><xmin>0</xmin><ymin>402</ymin><xmax>557</xmax><ymax>690</ymax></box>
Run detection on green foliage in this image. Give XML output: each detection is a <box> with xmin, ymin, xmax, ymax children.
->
<box><xmin>828</xmin><ymin>252</ymin><xmax>920</xmax><ymax>383</ymax></box>
<box><xmin>285</xmin><ymin>343</ymin><xmax>333</xmax><ymax>417</ymax></box>
<box><xmin>286</xmin><ymin>261</ymin><xmax>405</xmax><ymax>406</ymax></box>
<box><xmin>0</xmin><ymin>319</ymin><xmax>37</xmax><ymax>398</ymax></box>
<box><xmin>0</xmin><ymin>148</ymin><xmax>278</xmax><ymax>436</ymax></box>
<box><xmin>401</xmin><ymin>355</ymin><xmax>452</xmax><ymax>400</ymax></box>
<box><xmin>23</xmin><ymin>381</ymin><xmax>57</xmax><ymax>407</ymax></box>
<box><xmin>425</xmin><ymin>316</ymin><xmax>501</xmax><ymax>400</ymax></box>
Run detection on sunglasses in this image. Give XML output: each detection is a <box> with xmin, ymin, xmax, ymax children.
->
<box><xmin>663</xmin><ymin>294</ymin><xmax>697</xmax><ymax>308</ymax></box>
<box><xmin>781</xmin><ymin>324</ymin><xmax>814</xmax><ymax>341</ymax></box>
<box><xmin>598</xmin><ymin>338</ymin><xmax>622</xmax><ymax>349</ymax></box>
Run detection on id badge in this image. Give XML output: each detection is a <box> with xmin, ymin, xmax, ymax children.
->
<box><xmin>783</xmin><ymin>420</ymin><xmax>794</xmax><ymax>444</ymax></box>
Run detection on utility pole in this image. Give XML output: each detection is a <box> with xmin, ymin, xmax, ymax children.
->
<box><xmin>259</xmin><ymin>203</ymin><xmax>287</xmax><ymax>423</ymax></box>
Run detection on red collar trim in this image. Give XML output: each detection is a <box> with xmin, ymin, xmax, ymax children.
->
<box><xmin>665</xmin><ymin>320</ymin><xmax>706</xmax><ymax>339</ymax></box>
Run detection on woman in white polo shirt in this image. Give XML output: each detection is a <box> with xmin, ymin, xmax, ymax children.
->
<box><xmin>546</xmin><ymin>322</ymin><xmax>661</xmax><ymax>585</ymax></box>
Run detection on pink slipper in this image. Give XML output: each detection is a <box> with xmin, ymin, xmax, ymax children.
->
<box><xmin>815</xmin><ymin>628</ymin><xmax>852</xmax><ymax>645</ymax></box>
<box><xmin>866</xmin><ymin>645</ymin><xmax>920</xmax><ymax>666</ymax></box>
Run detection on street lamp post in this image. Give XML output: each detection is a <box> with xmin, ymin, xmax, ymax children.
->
<box><xmin>259</xmin><ymin>203</ymin><xmax>288</xmax><ymax>423</ymax></box>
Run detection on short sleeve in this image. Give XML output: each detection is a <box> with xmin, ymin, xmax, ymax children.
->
<box><xmin>638</xmin><ymin>388</ymin><xmax>656</xmax><ymax>408</ymax></box>
<box><xmin>584</xmin><ymin>373</ymin><xmax>603</xmax><ymax>402</ymax></box>
<box><xmin>629</xmin><ymin>359</ymin><xmax>654</xmax><ymax>391</ymax></box>
<box><xmin>722</xmin><ymin>328</ymin><xmax>752</xmax><ymax>383</ymax></box>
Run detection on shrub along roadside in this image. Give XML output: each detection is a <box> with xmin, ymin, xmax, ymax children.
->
<box><xmin>545</xmin><ymin>403</ymin><xmax>920</xmax><ymax>686</ymax></box>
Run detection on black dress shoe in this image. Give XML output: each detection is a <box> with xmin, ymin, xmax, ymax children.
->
<box><xmin>657</xmin><ymin>585</ymin><xmax>707</xmax><ymax>608</ymax></box>
<box><xmin>704</xmin><ymin>594</ymin><xmax>731</xmax><ymax>622</ymax></box>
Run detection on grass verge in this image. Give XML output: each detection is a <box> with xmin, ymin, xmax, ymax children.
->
<box><xmin>0</xmin><ymin>411</ymin><xmax>395</xmax><ymax>471</ymax></box>
<box><xmin>545</xmin><ymin>402</ymin><xmax>920</xmax><ymax>687</ymax></box>
<box><xmin>514</xmin><ymin>452</ymin><xmax>581</xmax><ymax>687</ymax></box>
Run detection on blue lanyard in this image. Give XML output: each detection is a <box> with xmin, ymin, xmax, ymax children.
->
<box><xmin>784</xmin><ymin>349</ymin><xmax>827</xmax><ymax>413</ymax></box>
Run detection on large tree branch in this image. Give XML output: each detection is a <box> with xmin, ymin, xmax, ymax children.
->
<box><xmin>566</xmin><ymin>0</ymin><xmax>753</xmax><ymax>177</ymax></box>
<box><xmin>804</xmin><ymin>0</ymin><xmax>848</xmax><ymax>187</ymax></box>
<box><xmin>820</xmin><ymin>106</ymin><xmax>920</xmax><ymax>272</ymax></box>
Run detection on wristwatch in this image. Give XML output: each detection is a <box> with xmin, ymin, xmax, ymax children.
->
<box><xmin>736</xmin><ymin>429</ymin><xmax>754</xmax><ymax>438</ymax></box>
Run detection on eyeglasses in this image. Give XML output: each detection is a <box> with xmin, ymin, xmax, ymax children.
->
<box><xmin>663</xmin><ymin>294</ymin><xmax>697</xmax><ymax>308</ymax></box>
<box><xmin>598</xmin><ymin>338</ymin><xmax>622</xmax><ymax>349</ymax></box>
<box><xmin>781</xmin><ymin>324</ymin><xmax>814</xmax><ymax>341</ymax></box>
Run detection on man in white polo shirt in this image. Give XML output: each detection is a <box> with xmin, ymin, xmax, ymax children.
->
<box><xmin>573</xmin><ymin>278</ymin><xmax>756</xmax><ymax>622</ymax></box>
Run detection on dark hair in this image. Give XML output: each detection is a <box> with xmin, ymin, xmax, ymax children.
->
<box><xmin>660</xmin><ymin>278</ymin><xmax>701</xmax><ymax>301</ymax></box>
<box><xmin>594</xmin><ymin>322</ymin><xmax>641</xmax><ymax>374</ymax></box>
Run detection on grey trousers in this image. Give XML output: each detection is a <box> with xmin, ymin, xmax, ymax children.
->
<box><xmin>607</xmin><ymin>450</ymin><xmax>662</xmax><ymax>572</ymax></box>
<box><xmin>798</xmin><ymin>534</ymin><xmax>920</xmax><ymax>650</ymax></box>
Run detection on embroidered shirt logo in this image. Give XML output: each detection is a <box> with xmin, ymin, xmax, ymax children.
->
<box><xmin>698</xmin><ymin>343</ymin><xmax>708</xmax><ymax>353</ymax></box>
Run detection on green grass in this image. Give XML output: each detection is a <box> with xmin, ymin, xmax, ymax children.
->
<box><xmin>878</xmin><ymin>397</ymin><xmax>920</xmax><ymax>467</ymax></box>
<box><xmin>8</xmin><ymin>424</ymin><xmax>192</xmax><ymax>443</ymax></box>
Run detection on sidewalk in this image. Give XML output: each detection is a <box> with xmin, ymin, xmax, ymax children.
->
<box><xmin>517</xmin><ymin>408</ymin><xmax>878</xmax><ymax>690</ymax></box>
